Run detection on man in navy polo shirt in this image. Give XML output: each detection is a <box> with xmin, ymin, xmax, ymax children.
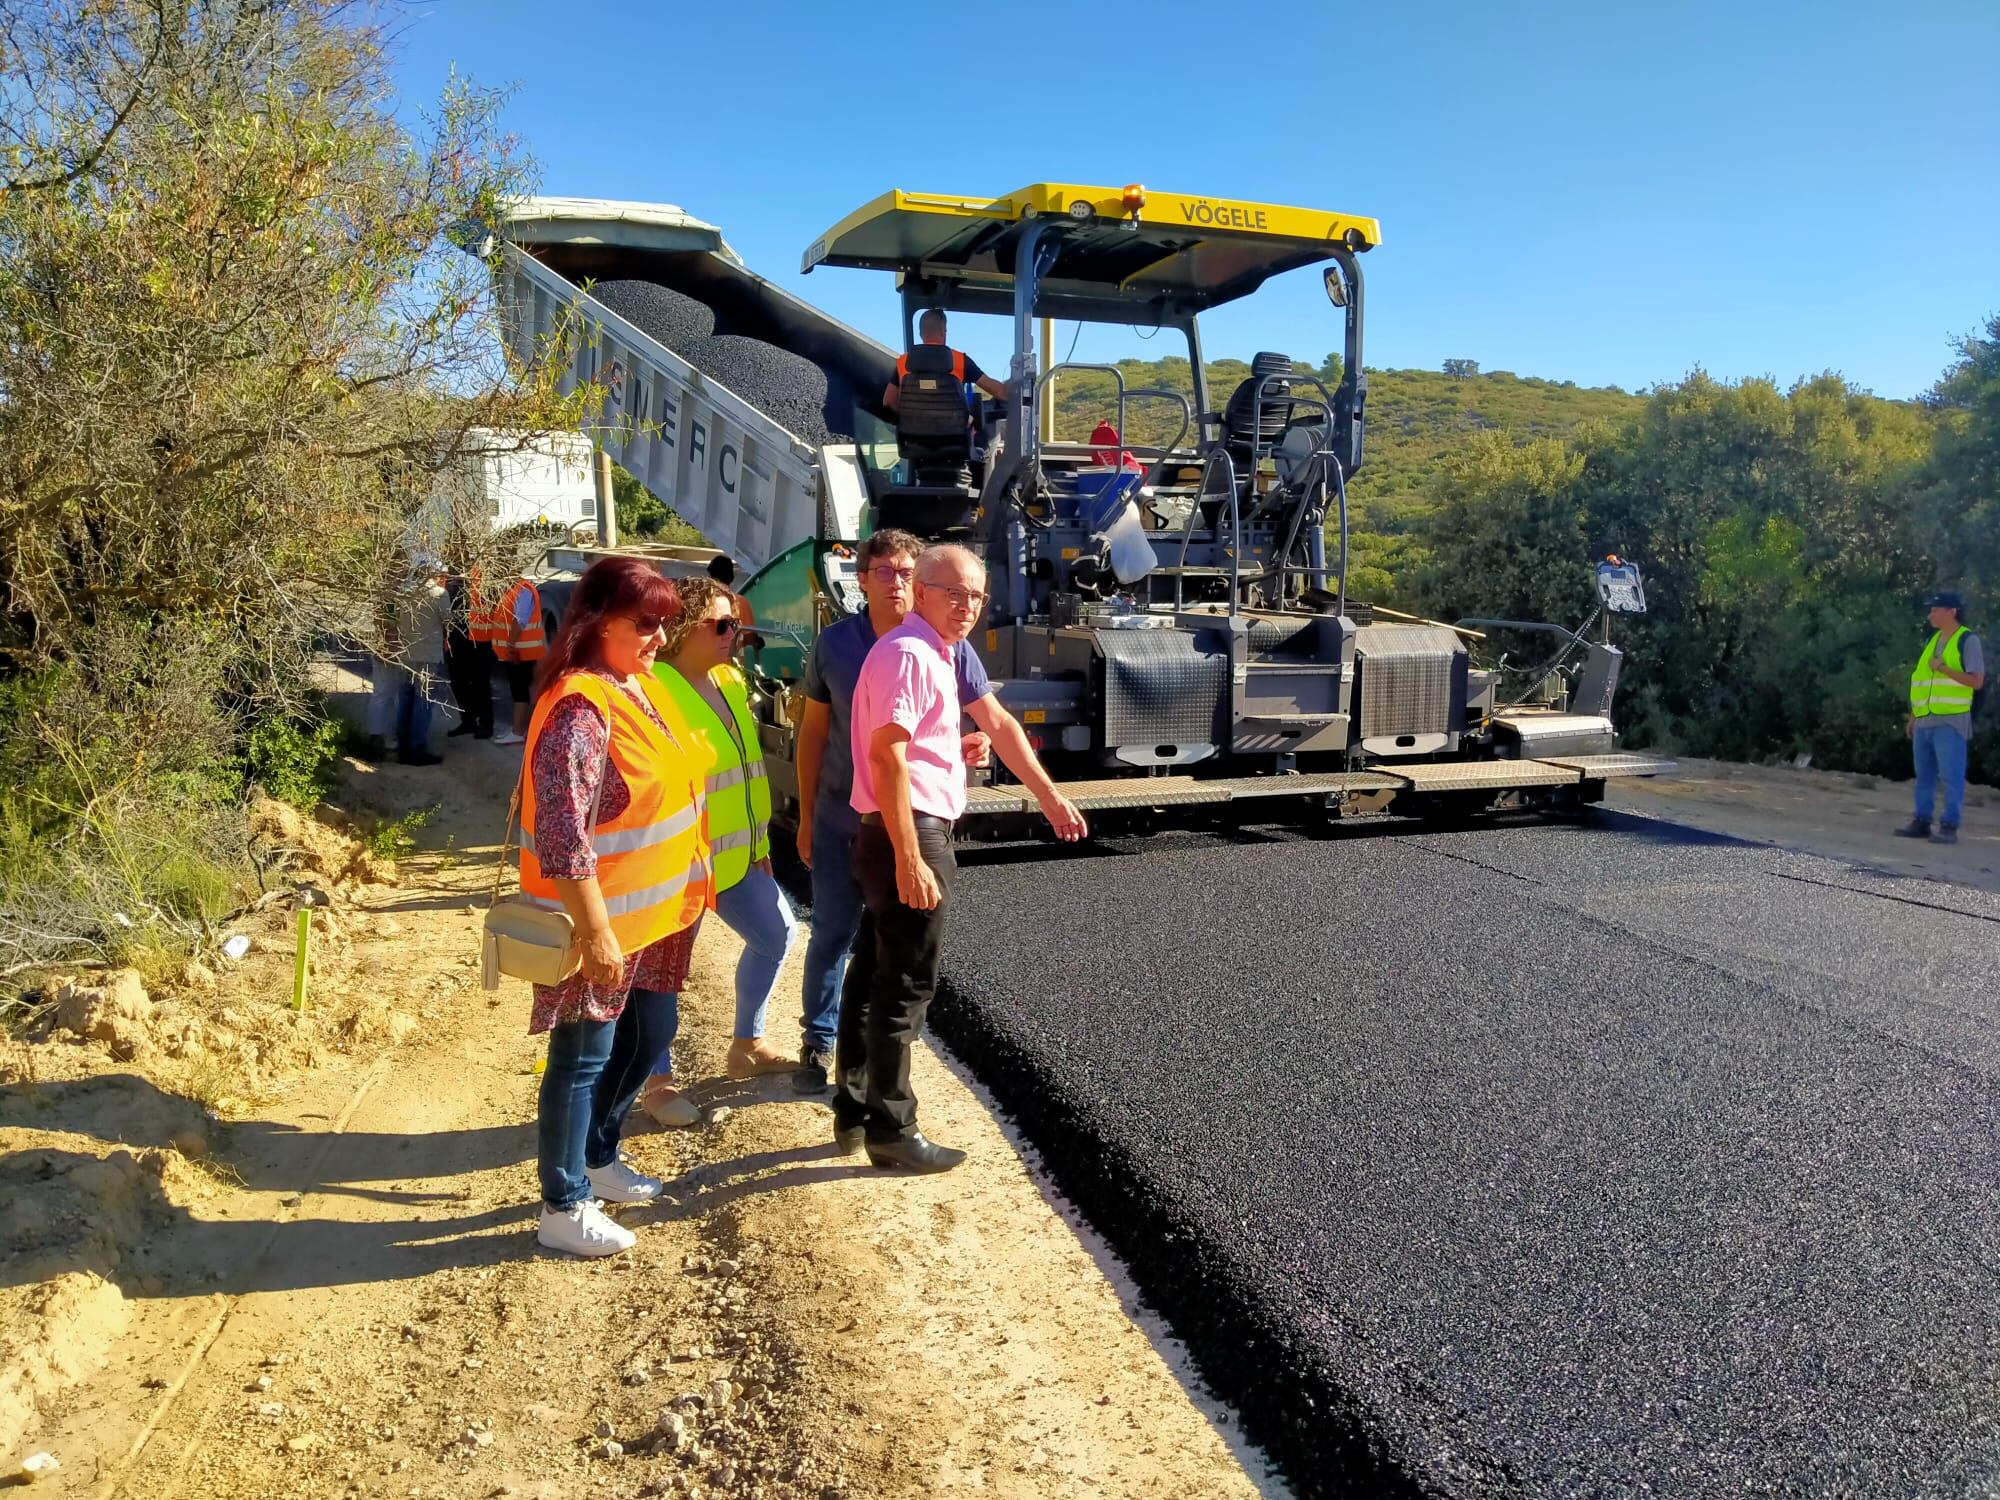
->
<box><xmin>792</xmin><ymin>528</ymin><xmax>991</xmax><ymax>1089</ymax></box>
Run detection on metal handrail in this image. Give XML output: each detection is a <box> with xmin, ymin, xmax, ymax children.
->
<box><xmin>1455</xmin><ymin>610</ymin><xmax>1604</xmax><ymax>708</ymax></box>
<box><xmin>1033</xmin><ymin>363</ymin><xmax>1193</xmax><ymax>488</ymax></box>
<box><xmin>1174</xmin><ymin>448</ymin><xmax>1241</xmax><ymax>611</ymax></box>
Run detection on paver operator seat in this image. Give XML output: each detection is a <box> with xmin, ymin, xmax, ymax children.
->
<box><xmin>1201</xmin><ymin>351</ymin><xmax>1297</xmax><ymax>529</ymax></box>
<box><xmin>878</xmin><ymin>346</ymin><xmax>981</xmax><ymax>539</ymax></box>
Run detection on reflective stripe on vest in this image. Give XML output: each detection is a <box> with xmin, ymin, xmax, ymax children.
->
<box><xmin>1911</xmin><ymin>626</ymin><xmax>1974</xmax><ymax>717</ymax></box>
<box><xmin>497</xmin><ymin>580</ymin><xmax>546</xmax><ymax>662</ymax></box>
<box><xmin>517</xmin><ymin>801</ymin><xmax>700</xmax><ymax>858</ymax></box>
<box><xmin>517</xmin><ymin>672</ymin><xmax>714</xmax><ymax>956</ymax></box>
<box><xmin>653</xmin><ymin>661</ymin><xmax>771</xmax><ymax>891</ymax></box>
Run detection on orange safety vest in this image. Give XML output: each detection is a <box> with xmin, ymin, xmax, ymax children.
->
<box><xmin>517</xmin><ymin>672</ymin><xmax>714</xmax><ymax>955</ymax></box>
<box><xmin>467</xmin><ymin>568</ymin><xmax>503</xmax><ymax>644</ymax></box>
<box><xmin>496</xmin><ymin>579</ymin><xmax>546</xmax><ymax>662</ymax></box>
<box><xmin>895</xmin><ymin>347</ymin><xmax>968</xmax><ymax>383</ymax></box>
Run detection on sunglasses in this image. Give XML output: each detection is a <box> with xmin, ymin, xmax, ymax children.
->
<box><xmin>630</xmin><ymin>613</ymin><xmax>667</xmax><ymax>635</ymax></box>
<box><xmin>710</xmin><ymin>616</ymin><xmax>740</xmax><ymax>637</ymax></box>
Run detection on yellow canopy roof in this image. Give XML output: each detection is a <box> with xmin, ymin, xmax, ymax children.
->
<box><xmin>801</xmin><ymin>183</ymin><xmax>1380</xmax><ymax>311</ymax></box>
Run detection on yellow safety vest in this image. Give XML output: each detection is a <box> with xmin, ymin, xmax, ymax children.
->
<box><xmin>1910</xmin><ymin>627</ymin><xmax>1974</xmax><ymax>718</ymax></box>
<box><xmin>518</xmin><ymin>672</ymin><xmax>713</xmax><ymax>956</ymax></box>
<box><xmin>653</xmin><ymin>661</ymin><xmax>771</xmax><ymax>892</ymax></box>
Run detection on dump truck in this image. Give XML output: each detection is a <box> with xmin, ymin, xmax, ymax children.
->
<box><xmin>486</xmin><ymin>188</ymin><xmax>1671</xmax><ymax>830</ymax></box>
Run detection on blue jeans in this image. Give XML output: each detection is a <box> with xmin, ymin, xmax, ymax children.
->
<box><xmin>715</xmin><ymin>865</ymin><xmax>798</xmax><ymax>1040</ymax></box>
<box><xmin>801</xmin><ymin>803</ymin><xmax>864</xmax><ymax>1054</ymax></box>
<box><xmin>1912</xmin><ymin>722</ymin><xmax>1968</xmax><ymax>828</ymax></box>
<box><xmin>366</xmin><ymin>656</ymin><xmax>399</xmax><ymax>741</ymax></box>
<box><xmin>395</xmin><ymin>665</ymin><xmax>434</xmax><ymax>755</ymax></box>
<box><xmin>536</xmin><ymin>987</ymin><xmax>679</xmax><ymax>1209</ymax></box>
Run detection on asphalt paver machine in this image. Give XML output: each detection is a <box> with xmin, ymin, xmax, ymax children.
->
<box><xmin>787</xmin><ymin>183</ymin><xmax>1671</xmax><ymax>824</ymax></box>
<box><xmin>486</xmin><ymin>187</ymin><xmax>1671</xmax><ymax>831</ymax></box>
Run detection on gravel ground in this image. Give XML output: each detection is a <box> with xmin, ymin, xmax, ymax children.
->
<box><xmin>929</xmin><ymin>810</ymin><xmax>2000</xmax><ymax>1498</ymax></box>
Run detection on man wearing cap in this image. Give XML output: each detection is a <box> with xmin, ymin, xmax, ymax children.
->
<box><xmin>1897</xmin><ymin>591</ymin><xmax>1984</xmax><ymax>846</ymax></box>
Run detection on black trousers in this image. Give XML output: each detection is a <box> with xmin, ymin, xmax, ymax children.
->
<box><xmin>833</xmin><ymin>817</ymin><xmax>956</xmax><ymax>1142</ymax></box>
<box><xmin>443</xmin><ymin>631</ymin><xmax>495</xmax><ymax>735</ymax></box>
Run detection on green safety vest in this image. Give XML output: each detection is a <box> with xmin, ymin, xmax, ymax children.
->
<box><xmin>655</xmin><ymin>661</ymin><xmax>771</xmax><ymax>891</ymax></box>
<box><xmin>1910</xmin><ymin>626</ymin><xmax>1975</xmax><ymax>718</ymax></box>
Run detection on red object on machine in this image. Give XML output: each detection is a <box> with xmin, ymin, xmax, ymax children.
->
<box><xmin>1089</xmin><ymin>420</ymin><xmax>1141</xmax><ymax>471</ymax></box>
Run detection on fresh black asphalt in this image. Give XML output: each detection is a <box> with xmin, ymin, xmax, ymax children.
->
<box><xmin>909</xmin><ymin>810</ymin><xmax>2000</xmax><ymax>1498</ymax></box>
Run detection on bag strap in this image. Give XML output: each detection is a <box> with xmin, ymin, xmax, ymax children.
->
<box><xmin>490</xmin><ymin>700</ymin><xmax>613</xmax><ymax>906</ymax></box>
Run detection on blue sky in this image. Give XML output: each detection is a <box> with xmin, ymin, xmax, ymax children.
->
<box><xmin>390</xmin><ymin>0</ymin><xmax>1997</xmax><ymax>399</ymax></box>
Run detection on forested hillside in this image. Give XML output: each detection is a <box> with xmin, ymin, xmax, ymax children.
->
<box><xmin>1050</xmin><ymin>322</ymin><xmax>1999</xmax><ymax>784</ymax></box>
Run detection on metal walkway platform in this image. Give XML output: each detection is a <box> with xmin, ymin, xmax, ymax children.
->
<box><xmin>960</xmin><ymin>757</ymin><xmax>1677</xmax><ymax>817</ymax></box>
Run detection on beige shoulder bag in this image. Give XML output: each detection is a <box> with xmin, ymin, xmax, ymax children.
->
<box><xmin>480</xmin><ymin>735</ymin><xmax>609</xmax><ymax>991</ymax></box>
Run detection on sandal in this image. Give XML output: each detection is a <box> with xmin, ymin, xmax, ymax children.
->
<box><xmin>638</xmin><ymin>1078</ymin><xmax>702</xmax><ymax>1129</ymax></box>
<box><xmin>725</xmin><ymin>1038</ymin><xmax>798</xmax><ymax>1080</ymax></box>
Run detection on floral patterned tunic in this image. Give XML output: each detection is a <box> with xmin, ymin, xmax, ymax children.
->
<box><xmin>525</xmin><ymin>672</ymin><xmax>699</xmax><ymax>1034</ymax></box>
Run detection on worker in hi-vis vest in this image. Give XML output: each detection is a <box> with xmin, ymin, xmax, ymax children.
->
<box><xmin>491</xmin><ymin>575</ymin><xmax>545</xmax><ymax>746</ymax></box>
<box><xmin>645</xmin><ymin>576</ymin><xmax>799</xmax><ymax>1117</ymax></box>
<box><xmin>882</xmin><ymin>308</ymin><xmax>1010</xmax><ymax>485</ymax></box>
<box><xmin>1897</xmin><ymin>590</ymin><xmax>1984</xmax><ymax>846</ymax></box>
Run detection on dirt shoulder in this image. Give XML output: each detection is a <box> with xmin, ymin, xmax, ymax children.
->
<box><xmin>1608</xmin><ymin>756</ymin><xmax>2000</xmax><ymax>894</ymax></box>
<box><xmin>12</xmin><ymin>711</ymin><xmax>1992</xmax><ymax>1496</ymax></box>
<box><xmin>1</xmin><ymin>689</ymin><xmax>1272</xmax><ymax>1498</ymax></box>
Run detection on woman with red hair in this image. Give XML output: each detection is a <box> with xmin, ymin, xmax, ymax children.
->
<box><xmin>516</xmin><ymin>556</ymin><xmax>713</xmax><ymax>1258</ymax></box>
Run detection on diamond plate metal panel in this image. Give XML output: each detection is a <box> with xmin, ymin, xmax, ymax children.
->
<box><xmin>1384</xmin><ymin>759</ymin><xmax>1581</xmax><ymax>792</ymax></box>
<box><xmin>1097</xmin><ymin>630</ymin><xmax>1228</xmax><ymax>746</ymax></box>
<box><xmin>1539</xmin><ymin>754</ymin><xmax>1678</xmax><ymax>779</ymax></box>
<box><xmin>1354</xmin><ymin>624</ymin><xmax>1460</xmax><ymax>739</ymax></box>
<box><xmin>1048</xmin><ymin>777</ymin><xmax>1231</xmax><ymax>810</ymax></box>
<box><xmin>1222</xmin><ymin>771</ymin><xmax>1402</xmax><ymax>798</ymax></box>
<box><xmin>963</xmin><ymin>785</ymin><xmax>1031</xmax><ymax>815</ymax></box>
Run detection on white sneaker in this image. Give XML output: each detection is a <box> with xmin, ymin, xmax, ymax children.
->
<box><xmin>537</xmin><ymin>1199</ymin><xmax>636</xmax><ymax>1258</ymax></box>
<box><xmin>585</xmin><ymin>1156</ymin><xmax>665</xmax><ymax>1204</ymax></box>
<box><xmin>491</xmin><ymin>729</ymin><xmax>525</xmax><ymax>746</ymax></box>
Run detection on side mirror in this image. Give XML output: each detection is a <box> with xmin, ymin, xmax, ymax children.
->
<box><xmin>1323</xmin><ymin>267</ymin><xmax>1348</xmax><ymax>309</ymax></box>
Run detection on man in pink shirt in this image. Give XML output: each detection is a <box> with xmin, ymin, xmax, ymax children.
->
<box><xmin>839</xmin><ymin>543</ymin><xmax>1087</xmax><ymax>1171</ymax></box>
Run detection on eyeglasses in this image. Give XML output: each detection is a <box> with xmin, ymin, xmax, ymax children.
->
<box><xmin>710</xmin><ymin>617</ymin><xmax>740</xmax><ymax>637</ymax></box>
<box><xmin>920</xmin><ymin>581</ymin><xmax>988</xmax><ymax>612</ymax></box>
<box><xmin>867</xmin><ymin>564</ymin><xmax>917</xmax><ymax>585</ymax></box>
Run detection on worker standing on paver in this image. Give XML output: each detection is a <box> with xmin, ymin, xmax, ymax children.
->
<box><xmin>1898</xmin><ymin>590</ymin><xmax>1984</xmax><ymax>846</ymax></box>
<box><xmin>837</xmin><ymin>544</ymin><xmax>1086</xmax><ymax>1172</ymax></box>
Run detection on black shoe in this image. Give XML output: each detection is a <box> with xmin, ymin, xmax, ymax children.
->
<box><xmin>1893</xmin><ymin>819</ymin><xmax>1932</xmax><ymax>839</ymax></box>
<box><xmin>1931</xmin><ymin>824</ymin><xmax>1959</xmax><ymax>845</ymax></box>
<box><xmin>833</xmin><ymin>1124</ymin><xmax>865</xmax><ymax>1156</ymax></box>
<box><xmin>865</xmin><ymin>1132</ymin><xmax>965</xmax><ymax>1174</ymax></box>
<box><xmin>397</xmin><ymin>750</ymin><xmax>444</xmax><ymax>767</ymax></box>
<box><xmin>446</xmin><ymin>721</ymin><xmax>476</xmax><ymax>737</ymax></box>
<box><xmin>795</xmin><ymin>1047</ymin><xmax>833</xmax><ymax>1094</ymax></box>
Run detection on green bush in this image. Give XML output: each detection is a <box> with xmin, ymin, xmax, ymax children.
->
<box><xmin>246</xmin><ymin>716</ymin><xmax>344</xmax><ymax>812</ymax></box>
<box><xmin>362</xmin><ymin>804</ymin><xmax>436</xmax><ymax>860</ymax></box>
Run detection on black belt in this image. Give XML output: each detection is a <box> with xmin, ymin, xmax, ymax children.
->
<box><xmin>860</xmin><ymin>811</ymin><xmax>953</xmax><ymax>829</ymax></box>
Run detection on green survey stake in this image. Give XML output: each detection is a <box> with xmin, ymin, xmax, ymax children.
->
<box><xmin>293</xmin><ymin>908</ymin><xmax>311</xmax><ymax>1011</ymax></box>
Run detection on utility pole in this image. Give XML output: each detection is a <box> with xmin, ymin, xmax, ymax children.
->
<box><xmin>1039</xmin><ymin>318</ymin><xmax>1055</xmax><ymax>443</ymax></box>
<box><xmin>594</xmin><ymin>446</ymin><xmax>617</xmax><ymax>548</ymax></box>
